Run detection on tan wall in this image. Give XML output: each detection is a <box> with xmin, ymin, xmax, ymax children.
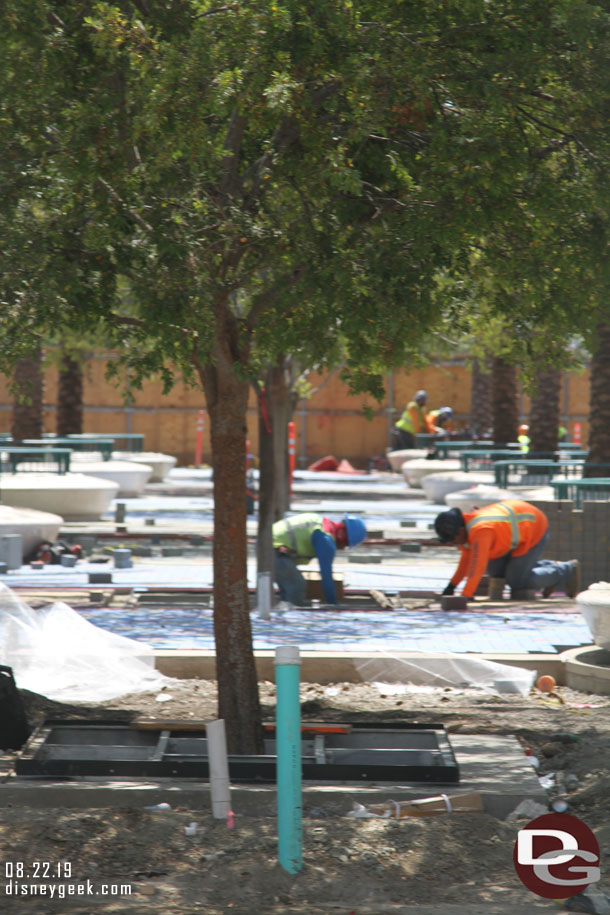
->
<box><xmin>0</xmin><ymin>356</ymin><xmax>591</xmax><ymax>467</ymax></box>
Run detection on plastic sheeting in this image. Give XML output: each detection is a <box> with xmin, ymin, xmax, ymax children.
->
<box><xmin>354</xmin><ymin>650</ymin><xmax>536</xmax><ymax>697</ymax></box>
<box><xmin>0</xmin><ymin>583</ymin><xmax>171</xmax><ymax>702</ymax></box>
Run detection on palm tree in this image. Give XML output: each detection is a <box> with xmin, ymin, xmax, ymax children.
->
<box><xmin>11</xmin><ymin>347</ymin><xmax>44</xmax><ymax>441</ymax></box>
<box><xmin>529</xmin><ymin>368</ymin><xmax>561</xmax><ymax>454</ymax></box>
<box><xmin>491</xmin><ymin>356</ymin><xmax>519</xmax><ymax>446</ymax></box>
<box><xmin>586</xmin><ymin>323</ymin><xmax>610</xmax><ymax>476</ymax></box>
<box><xmin>56</xmin><ymin>352</ymin><xmax>84</xmax><ymax>436</ymax></box>
<box><xmin>469</xmin><ymin>356</ymin><xmax>493</xmax><ymax>439</ymax></box>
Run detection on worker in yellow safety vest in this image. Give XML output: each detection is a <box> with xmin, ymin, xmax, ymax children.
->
<box><xmin>392</xmin><ymin>390</ymin><xmax>428</xmax><ymax>450</ymax></box>
<box><xmin>434</xmin><ymin>500</ymin><xmax>581</xmax><ymax>601</ymax></box>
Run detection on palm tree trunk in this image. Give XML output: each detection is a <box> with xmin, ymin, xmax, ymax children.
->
<box><xmin>586</xmin><ymin>323</ymin><xmax>610</xmax><ymax>477</ymax></box>
<box><xmin>529</xmin><ymin>368</ymin><xmax>560</xmax><ymax>454</ymax></box>
<box><xmin>57</xmin><ymin>354</ymin><xmax>84</xmax><ymax>435</ymax></box>
<box><xmin>469</xmin><ymin>356</ymin><xmax>493</xmax><ymax>439</ymax></box>
<box><xmin>11</xmin><ymin>347</ymin><xmax>44</xmax><ymax>441</ymax></box>
<box><xmin>491</xmin><ymin>356</ymin><xmax>519</xmax><ymax>446</ymax></box>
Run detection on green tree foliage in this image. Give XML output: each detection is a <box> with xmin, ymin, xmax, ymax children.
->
<box><xmin>3</xmin><ymin>0</ymin><xmax>610</xmax><ymax>749</ymax></box>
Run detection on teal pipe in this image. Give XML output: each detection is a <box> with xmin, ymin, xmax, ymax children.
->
<box><xmin>275</xmin><ymin>645</ymin><xmax>302</xmax><ymax>874</ymax></box>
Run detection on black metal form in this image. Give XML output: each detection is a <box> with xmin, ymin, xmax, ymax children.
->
<box><xmin>16</xmin><ymin>720</ymin><xmax>459</xmax><ymax>783</ymax></box>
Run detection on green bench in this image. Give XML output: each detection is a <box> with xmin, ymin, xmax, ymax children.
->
<box><xmin>0</xmin><ymin>447</ymin><xmax>72</xmax><ymax>474</ymax></box>
<box><xmin>550</xmin><ymin>477</ymin><xmax>610</xmax><ymax>507</ymax></box>
<box><xmin>66</xmin><ymin>432</ymin><xmax>145</xmax><ymax>452</ymax></box>
<box><xmin>23</xmin><ymin>437</ymin><xmax>114</xmax><ymax>461</ymax></box>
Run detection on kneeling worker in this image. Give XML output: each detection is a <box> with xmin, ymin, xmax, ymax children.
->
<box><xmin>273</xmin><ymin>513</ymin><xmax>367</xmax><ymax>606</ymax></box>
<box><xmin>434</xmin><ymin>500</ymin><xmax>580</xmax><ymax>601</ymax></box>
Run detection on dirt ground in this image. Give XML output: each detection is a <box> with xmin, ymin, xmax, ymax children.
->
<box><xmin>2</xmin><ymin>678</ymin><xmax>610</xmax><ymax>914</ymax></box>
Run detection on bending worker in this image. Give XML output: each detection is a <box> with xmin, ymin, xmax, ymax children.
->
<box><xmin>273</xmin><ymin>512</ymin><xmax>367</xmax><ymax>606</ymax></box>
<box><xmin>426</xmin><ymin>406</ymin><xmax>453</xmax><ymax>435</ymax></box>
<box><xmin>434</xmin><ymin>500</ymin><xmax>580</xmax><ymax>601</ymax></box>
<box><xmin>392</xmin><ymin>389</ymin><xmax>428</xmax><ymax>450</ymax></box>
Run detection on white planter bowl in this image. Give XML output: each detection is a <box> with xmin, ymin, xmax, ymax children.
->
<box><xmin>0</xmin><ymin>473</ymin><xmax>119</xmax><ymax>521</ymax></box>
<box><xmin>421</xmin><ymin>471</ymin><xmax>494</xmax><ymax>505</ymax></box>
<box><xmin>576</xmin><ymin>583</ymin><xmax>610</xmax><ymax>650</ymax></box>
<box><xmin>445</xmin><ymin>484</ymin><xmax>518</xmax><ymax>512</ymax></box>
<box><xmin>401</xmin><ymin>459</ymin><xmax>460</xmax><ymax>488</ymax></box>
<box><xmin>386</xmin><ymin>449</ymin><xmax>428</xmax><ymax>472</ymax></box>
<box><xmin>112</xmin><ymin>451</ymin><xmax>177</xmax><ymax>482</ymax></box>
<box><xmin>0</xmin><ymin>505</ymin><xmax>63</xmax><ymax>559</ymax></box>
<box><xmin>75</xmin><ymin>460</ymin><xmax>153</xmax><ymax>497</ymax></box>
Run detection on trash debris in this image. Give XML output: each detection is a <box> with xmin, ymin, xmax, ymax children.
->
<box><xmin>538</xmin><ymin>773</ymin><xmax>556</xmax><ymax>790</ymax></box>
<box><xmin>226</xmin><ymin>810</ymin><xmax>235</xmax><ymax>829</ymax></box>
<box><xmin>155</xmin><ymin>693</ymin><xmax>174</xmax><ymax>702</ymax></box>
<box><xmin>552</xmin><ymin>799</ymin><xmax>569</xmax><ymax>813</ymax></box>
<box><xmin>504</xmin><ymin>799</ymin><xmax>548</xmax><ymax>821</ymax></box>
<box><xmin>145</xmin><ymin>803</ymin><xmax>172</xmax><ymax>812</ymax></box>
<box><xmin>346</xmin><ymin>792</ymin><xmax>483</xmax><ymax>819</ymax></box>
<box><xmin>184</xmin><ymin>822</ymin><xmax>198</xmax><ymax>836</ymax></box>
<box><xmin>536</xmin><ymin>674</ymin><xmax>557</xmax><ymax>693</ymax></box>
<box><xmin>566</xmin><ymin>886</ymin><xmax>610</xmax><ymax>915</ymax></box>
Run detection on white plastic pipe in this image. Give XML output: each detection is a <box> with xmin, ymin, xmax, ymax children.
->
<box><xmin>206</xmin><ymin>718</ymin><xmax>231</xmax><ymax>819</ymax></box>
<box><xmin>257</xmin><ymin>571</ymin><xmax>272</xmax><ymax>620</ymax></box>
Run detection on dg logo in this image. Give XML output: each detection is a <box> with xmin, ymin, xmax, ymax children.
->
<box><xmin>513</xmin><ymin>812</ymin><xmax>600</xmax><ymax>899</ymax></box>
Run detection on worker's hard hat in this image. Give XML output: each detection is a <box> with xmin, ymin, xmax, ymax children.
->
<box><xmin>414</xmin><ymin>389</ymin><xmax>427</xmax><ymax>404</ymax></box>
<box><xmin>439</xmin><ymin>407</ymin><xmax>453</xmax><ymax>419</ymax></box>
<box><xmin>518</xmin><ymin>424</ymin><xmax>529</xmax><ymax>435</ymax></box>
<box><xmin>434</xmin><ymin>508</ymin><xmax>464</xmax><ymax>544</ymax></box>
<box><xmin>344</xmin><ymin>514</ymin><xmax>367</xmax><ymax>547</ymax></box>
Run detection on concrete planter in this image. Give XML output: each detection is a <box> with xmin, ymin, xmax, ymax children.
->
<box><xmin>445</xmin><ymin>484</ymin><xmax>517</xmax><ymax>512</ymax></box>
<box><xmin>112</xmin><ymin>451</ymin><xmax>177</xmax><ymax>482</ymax></box>
<box><xmin>0</xmin><ymin>473</ymin><xmax>119</xmax><ymax>521</ymax></box>
<box><xmin>75</xmin><ymin>460</ymin><xmax>153</xmax><ymax>497</ymax></box>
<box><xmin>401</xmin><ymin>458</ymin><xmax>460</xmax><ymax>488</ymax></box>
<box><xmin>0</xmin><ymin>506</ymin><xmax>63</xmax><ymax>559</ymax></box>
<box><xmin>576</xmin><ymin>582</ymin><xmax>610</xmax><ymax>650</ymax></box>
<box><xmin>386</xmin><ymin>449</ymin><xmax>428</xmax><ymax>473</ymax></box>
<box><xmin>421</xmin><ymin>471</ymin><xmax>494</xmax><ymax>505</ymax></box>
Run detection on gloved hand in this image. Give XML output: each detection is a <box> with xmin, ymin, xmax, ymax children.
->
<box><xmin>442</xmin><ymin>582</ymin><xmax>455</xmax><ymax>596</ymax></box>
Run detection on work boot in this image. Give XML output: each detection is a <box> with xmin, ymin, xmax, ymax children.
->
<box><xmin>487</xmin><ymin>577</ymin><xmax>506</xmax><ymax>601</ymax></box>
<box><xmin>565</xmin><ymin>559</ymin><xmax>581</xmax><ymax>598</ymax></box>
<box><xmin>542</xmin><ymin>583</ymin><xmax>555</xmax><ymax>598</ymax></box>
<box><xmin>510</xmin><ymin>588</ymin><xmax>537</xmax><ymax>601</ymax></box>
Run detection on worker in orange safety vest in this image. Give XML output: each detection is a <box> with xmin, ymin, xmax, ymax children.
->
<box><xmin>434</xmin><ymin>500</ymin><xmax>580</xmax><ymax>601</ymax></box>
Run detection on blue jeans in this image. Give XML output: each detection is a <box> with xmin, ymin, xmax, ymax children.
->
<box><xmin>487</xmin><ymin>532</ymin><xmax>573</xmax><ymax>592</ymax></box>
<box><xmin>273</xmin><ymin>551</ymin><xmax>307</xmax><ymax>605</ymax></box>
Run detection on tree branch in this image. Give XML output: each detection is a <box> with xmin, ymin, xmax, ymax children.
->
<box><xmin>244</xmin><ymin>263</ymin><xmax>309</xmax><ymax>331</ymax></box>
<box><xmin>96</xmin><ymin>177</ymin><xmax>153</xmax><ymax>233</ymax></box>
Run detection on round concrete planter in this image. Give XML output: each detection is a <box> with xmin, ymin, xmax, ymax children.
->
<box><xmin>445</xmin><ymin>484</ymin><xmax>517</xmax><ymax>512</ymax></box>
<box><xmin>401</xmin><ymin>458</ymin><xmax>460</xmax><ymax>488</ymax></box>
<box><xmin>112</xmin><ymin>451</ymin><xmax>177</xmax><ymax>482</ymax></box>
<box><xmin>0</xmin><ymin>473</ymin><xmax>119</xmax><ymax>521</ymax></box>
<box><xmin>575</xmin><ymin>582</ymin><xmax>610</xmax><ymax>651</ymax></box>
<box><xmin>0</xmin><ymin>505</ymin><xmax>63</xmax><ymax>559</ymax></box>
<box><xmin>562</xmin><ymin>645</ymin><xmax>610</xmax><ymax>695</ymax></box>
<box><xmin>75</xmin><ymin>460</ymin><xmax>153</xmax><ymax>497</ymax></box>
<box><xmin>386</xmin><ymin>449</ymin><xmax>428</xmax><ymax>473</ymax></box>
<box><xmin>420</xmin><ymin>471</ymin><xmax>494</xmax><ymax>505</ymax></box>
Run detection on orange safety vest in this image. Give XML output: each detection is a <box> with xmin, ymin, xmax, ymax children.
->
<box><xmin>450</xmin><ymin>500</ymin><xmax>548</xmax><ymax>598</ymax></box>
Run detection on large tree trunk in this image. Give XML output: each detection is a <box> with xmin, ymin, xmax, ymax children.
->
<box><xmin>586</xmin><ymin>323</ymin><xmax>610</xmax><ymax>477</ymax></box>
<box><xmin>529</xmin><ymin>367</ymin><xmax>560</xmax><ymax>454</ymax></box>
<box><xmin>469</xmin><ymin>356</ymin><xmax>493</xmax><ymax>439</ymax></box>
<box><xmin>57</xmin><ymin>354</ymin><xmax>84</xmax><ymax>435</ymax></box>
<box><xmin>198</xmin><ymin>317</ymin><xmax>263</xmax><ymax>755</ymax></box>
<box><xmin>491</xmin><ymin>356</ymin><xmax>519</xmax><ymax>446</ymax></box>
<box><xmin>11</xmin><ymin>347</ymin><xmax>44</xmax><ymax>440</ymax></box>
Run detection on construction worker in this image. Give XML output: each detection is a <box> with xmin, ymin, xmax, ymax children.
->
<box><xmin>426</xmin><ymin>406</ymin><xmax>453</xmax><ymax>435</ymax></box>
<box><xmin>434</xmin><ymin>500</ymin><xmax>580</xmax><ymax>601</ymax></box>
<box><xmin>518</xmin><ymin>424</ymin><xmax>530</xmax><ymax>452</ymax></box>
<box><xmin>272</xmin><ymin>512</ymin><xmax>367</xmax><ymax>606</ymax></box>
<box><xmin>391</xmin><ymin>389</ymin><xmax>428</xmax><ymax>450</ymax></box>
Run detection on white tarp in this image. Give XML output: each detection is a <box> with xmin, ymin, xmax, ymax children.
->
<box><xmin>0</xmin><ymin>583</ymin><xmax>171</xmax><ymax>702</ymax></box>
<box><xmin>355</xmin><ymin>650</ymin><xmax>536</xmax><ymax>696</ymax></box>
